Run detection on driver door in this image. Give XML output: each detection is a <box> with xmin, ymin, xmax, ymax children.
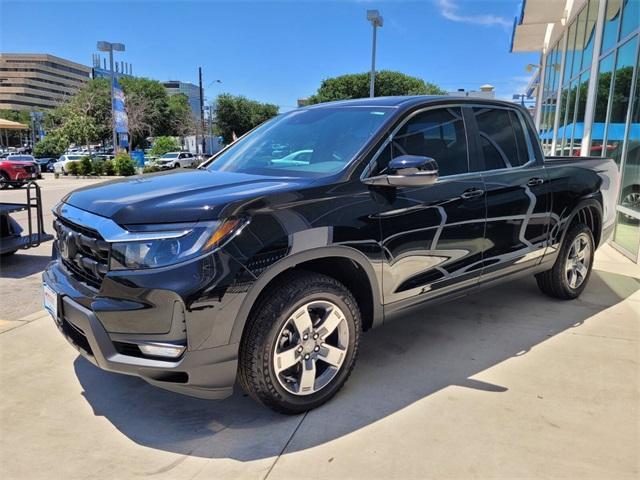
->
<box><xmin>372</xmin><ymin>105</ymin><xmax>487</xmax><ymax>312</ymax></box>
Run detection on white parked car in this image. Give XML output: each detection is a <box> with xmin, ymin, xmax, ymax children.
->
<box><xmin>155</xmin><ymin>152</ymin><xmax>198</xmax><ymax>169</ymax></box>
<box><xmin>53</xmin><ymin>154</ymin><xmax>84</xmax><ymax>174</ymax></box>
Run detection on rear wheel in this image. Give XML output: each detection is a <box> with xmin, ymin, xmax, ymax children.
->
<box><xmin>536</xmin><ymin>222</ymin><xmax>594</xmax><ymax>299</ymax></box>
<box><xmin>238</xmin><ymin>271</ymin><xmax>361</xmax><ymax>414</ymax></box>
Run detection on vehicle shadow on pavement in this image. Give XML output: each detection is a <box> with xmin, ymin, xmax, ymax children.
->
<box><xmin>74</xmin><ymin>270</ymin><xmax>639</xmax><ymax>461</ymax></box>
<box><xmin>0</xmin><ymin>254</ymin><xmax>52</xmax><ymax>278</ymax></box>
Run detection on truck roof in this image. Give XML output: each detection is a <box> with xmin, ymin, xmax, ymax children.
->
<box><xmin>303</xmin><ymin>95</ymin><xmax>525</xmax><ymax>111</ymax></box>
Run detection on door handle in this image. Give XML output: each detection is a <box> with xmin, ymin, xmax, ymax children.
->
<box><xmin>461</xmin><ymin>188</ymin><xmax>484</xmax><ymax>200</ymax></box>
<box><xmin>527</xmin><ymin>177</ymin><xmax>544</xmax><ymax>187</ymax></box>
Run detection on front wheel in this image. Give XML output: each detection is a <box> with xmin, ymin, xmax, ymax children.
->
<box><xmin>238</xmin><ymin>271</ymin><xmax>361</xmax><ymax>414</ymax></box>
<box><xmin>536</xmin><ymin>222</ymin><xmax>594</xmax><ymax>299</ymax></box>
<box><xmin>0</xmin><ymin>173</ymin><xmax>9</xmax><ymax>189</ymax></box>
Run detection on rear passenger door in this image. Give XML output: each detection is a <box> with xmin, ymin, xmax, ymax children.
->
<box><xmin>470</xmin><ymin>106</ymin><xmax>551</xmax><ymax>280</ymax></box>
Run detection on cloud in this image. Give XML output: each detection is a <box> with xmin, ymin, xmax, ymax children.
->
<box><xmin>436</xmin><ymin>0</ymin><xmax>512</xmax><ymax>28</ymax></box>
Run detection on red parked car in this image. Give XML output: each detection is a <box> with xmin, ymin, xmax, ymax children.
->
<box><xmin>0</xmin><ymin>158</ymin><xmax>39</xmax><ymax>189</ymax></box>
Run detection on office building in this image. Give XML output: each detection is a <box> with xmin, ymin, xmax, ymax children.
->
<box><xmin>162</xmin><ymin>80</ymin><xmax>201</xmax><ymax>119</ymax></box>
<box><xmin>0</xmin><ymin>53</ymin><xmax>91</xmax><ymax>110</ymax></box>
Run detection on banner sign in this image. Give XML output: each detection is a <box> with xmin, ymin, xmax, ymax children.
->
<box><xmin>113</xmin><ymin>78</ymin><xmax>129</xmax><ymax>134</ymax></box>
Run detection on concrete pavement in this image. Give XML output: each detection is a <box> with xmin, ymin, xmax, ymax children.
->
<box><xmin>1</xmin><ymin>243</ymin><xmax>638</xmax><ymax>479</ymax></box>
<box><xmin>1</xmin><ymin>175</ymin><xmax>639</xmax><ymax>479</ymax></box>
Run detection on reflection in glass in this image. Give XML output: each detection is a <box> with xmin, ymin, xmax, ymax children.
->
<box><xmin>618</xmin><ymin>47</ymin><xmax>640</xmax><ymax>216</ymax></box>
<box><xmin>620</xmin><ymin>0</ymin><xmax>639</xmax><ymax>40</ymax></box>
<box><xmin>571</xmin><ymin>72</ymin><xmax>591</xmax><ymax>154</ymax></box>
<box><xmin>590</xmin><ymin>53</ymin><xmax>615</xmax><ymax>156</ymax></box>
<box><xmin>572</xmin><ymin>7</ymin><xmax>589</xmax><ymax>77</ymax></box>
<box><xmin>583</xmin><ymin>0</ymin><xmax>600</xmax><ymax>67</ymax></box>
<box><xmin>613</xmin><ymin>212</ymin><xmax>640</xmax><ymax>255</ymax></box>
<box><xmin>564</xmin><ymin>22</ymin><xmax>578</xmax><ymax>85</ymax></box>
<box><xmin>608</xmin><ymin>38</ymin><xmax>638</xmax><ymax>165</ymax></box>
<box><xmin>602</xmin><ymin>0</ymin><xmax>622</xmax><ymax>54</ymax></box>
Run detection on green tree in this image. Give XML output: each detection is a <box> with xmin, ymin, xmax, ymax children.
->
<box><xmin>60</xmin><ymin>111</ymin><xmax>98</xmax><ymax>153</ymax></box>
<box><xmin>119</xmin><ymin>77</ymin><xmax>172</xmax><ymax>148</ymax></box>
<box><xmin>307</xmin><ymin>71</ymin><xmax>446</xmax><ymax>104</ymax></box>
<box><xmin>150</xmin><ymin>136</ymin><xmax>181</xmax><ymax>156</ymax></box>
<box><xmin>168</xmin><ymin>93</ymin><xmax>195</xmax><ymax>136</ymax></box>
<box><xmin>214</xmin><ymin>94</ymin><xmax>279</xmax><ymax>143</ymax></box>
<box><xmin>33</xmin><ymin>131</ymin><xmax>69</xmax><ymax>158</ymax></box>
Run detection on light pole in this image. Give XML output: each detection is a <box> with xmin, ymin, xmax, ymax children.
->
<box><xmin>367</xmin><ymin>10</ymin><xmax>383</xmax><ymax>98</ymax></box>
<box><xmin>97</xmin><ymin>41</ymin><xmax>125</xmax><ymax>152</ymax></box>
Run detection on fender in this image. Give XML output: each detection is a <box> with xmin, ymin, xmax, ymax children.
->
<box><xmin>228</xmin><ymin>245</ymin><xmax>384</xmax><ymax>344</ymax></box>
<box><xmin>544</xmin><ymin>195</ymin><xmax>603</xmax><ymax>266</ymax></box>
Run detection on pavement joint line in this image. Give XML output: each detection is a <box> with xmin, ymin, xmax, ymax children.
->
<box><xmin>262</xmin><ymin>411</ymin><xmax>309</xmax><ymax>480</ymax></box>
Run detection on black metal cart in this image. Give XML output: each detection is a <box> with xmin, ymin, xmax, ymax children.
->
<box><xmin>1</xmin><ymin>181</ymin><xmax>54</xmax><ymax>256</ymax></box>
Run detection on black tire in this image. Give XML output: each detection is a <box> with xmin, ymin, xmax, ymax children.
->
<box><xmin>238</xmin><ymin>270</ymin><xmax>361</xmax><ymax>414</ymax></box>
<box><xmin>1</xmin><ymin>250</ymin><xmax>17</xmax><ymax>257</ymax></box>
<box><xmin>174</xmin><ymin>163</ymin><xmax>180</xmax><ymax>169</ymax></box>
<box><xmin>536</xmin><ymin>222</ymin><xmax>595</xmax><ymax>300</ymax></box>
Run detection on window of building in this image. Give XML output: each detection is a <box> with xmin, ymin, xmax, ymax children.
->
<box><xmin>620</xmin><ymin>0</ymin><xmax>640</xmax><ymax>40</ymax></box>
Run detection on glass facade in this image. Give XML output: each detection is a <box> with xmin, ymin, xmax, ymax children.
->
<box><xmin>536</xmin><ymin>0</ymin><xmax>640</xmax><ymax>262</ymax></box>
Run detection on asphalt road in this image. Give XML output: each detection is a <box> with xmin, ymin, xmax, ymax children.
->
<box><xmin>0</xmin><ymin>174</ymin><xmax>108</xmax><ymax>319</ymax></box>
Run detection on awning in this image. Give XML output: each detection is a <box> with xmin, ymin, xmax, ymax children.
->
<box><xmin>510</xmin><ymin>0</ymin><xmax>569</xmax><ymax>52</ymax></box>
<box><xmin>0</xmin><ymin>118</ymin><xmax>28</xmax><ymax>130</ymax></box>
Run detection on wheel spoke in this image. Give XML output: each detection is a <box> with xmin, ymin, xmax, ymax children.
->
<box><xmin>318</xmin><ymin>308</ymin><xmax>343</xmax><ymax>339</ymax></box>
<box><xmin>576</xmin><ymin>262</ymin><xmax>588</xmax><ymax>278</ymax></box>
<box><xmin>291</xmin><ymin>307</ymin><xmax>313</xmax><ymax>337</ymax></box>
<box><xmin>318</xmin><ymin>344</ymin><xmax>346</xmax><ymax>368</ymax></box>
<box><xmin>568</xmin><ymin>269</ymin><xmax>576</xmax><ymax>288</ymax></box>
<box><xmin>298</xmin><ymin>358</ymin><xmax>316</xmax><ymax>393</ymax></box>
<box><xmin>274</xmin><ymin>346</ymin><xmax>299</xmax><ymax>373</ymax></box>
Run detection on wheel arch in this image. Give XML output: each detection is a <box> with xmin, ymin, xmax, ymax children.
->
<box><xmin>229</xmin><ymin>246</ymin><xmax>383</xmax><ymax>344</ymax></box>
<box><xmin>562</xmin><ymin>197</ymin><xmax>603</xmax><ymax>248</ymax></box>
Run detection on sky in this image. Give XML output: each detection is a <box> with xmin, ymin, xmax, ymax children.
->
<box><xmin>0</xmin><ymin>0</ymin><xmax>539</xmax><ymax>111</ymax></box>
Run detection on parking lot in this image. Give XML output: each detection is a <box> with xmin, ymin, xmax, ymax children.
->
<box><xmin>1</xmin><ymin>176</ymin><xmax>639</xmax><ymax>479</ymax></box>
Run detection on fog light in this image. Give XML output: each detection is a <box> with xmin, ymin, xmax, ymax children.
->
<box><xmin>138</xmin><ymin>342</ymin><xmax>185</xmax><ymax>359</ymax></box>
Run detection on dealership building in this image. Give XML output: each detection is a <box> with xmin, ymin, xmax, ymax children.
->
<box><xmin>512</xmin><ymin>0</ymin><xmax>639</xmax><ymax>262</ymax></box>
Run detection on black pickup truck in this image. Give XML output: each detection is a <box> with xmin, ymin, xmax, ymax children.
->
<box><xmin>43</xmin><ymin>97</ymin><xmax>619</xmax><ymax>413</ymax></box>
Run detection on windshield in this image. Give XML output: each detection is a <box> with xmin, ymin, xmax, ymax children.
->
<box><xmin>161</xmin><ymin>153</ymin><xmax>179</xmax><ymax>159</ymax></box>
<box><xmin>9</xmin><ymin>155</ymin><xmax>34</xmax><ymax>162</ymax></box>
<box><xmin>207</xmin><ymin>106</ymin><xmax>392</xmax><ymax>177</ymax></box>
<box><xmin>66</xmin><ymin>156</ymin><xmax>82</xmax><ymax>161</ymax></box>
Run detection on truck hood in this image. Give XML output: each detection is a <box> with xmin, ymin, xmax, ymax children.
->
<box><xmin>63</xmin><ymin>169</ymin><xmax>311</xmax><ymax>225</ymax></box>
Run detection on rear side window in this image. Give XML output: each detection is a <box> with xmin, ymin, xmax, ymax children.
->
<box><xmin>474</xmin><ymin>107</ymin><xmax>530</xmax><ymax>170</ymax></box>
<box><xmin>390</xmin><ymin>107</ymin><xmax>469</xmax><ymax>176</ymax></box>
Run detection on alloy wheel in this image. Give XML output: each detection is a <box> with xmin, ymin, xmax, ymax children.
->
<box><xmin>273</xmin><ymin>300</ymin><xmax>349</xmax><ymax>396</ymax></box>
<box><xmin>565</xmin><ymin>233</ymin><xmax>591</xmax><ymax>289</ymax></box>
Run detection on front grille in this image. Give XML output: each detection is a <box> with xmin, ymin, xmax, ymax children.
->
<box><xmin>23</xmin><ymin>165</ymin><xmax>36</xmax><ymax>174</ymax></box>
<box><xmin>54</xmin><ymin>216</ymin><xmax>110</xmax><ymax>288</ymax></box>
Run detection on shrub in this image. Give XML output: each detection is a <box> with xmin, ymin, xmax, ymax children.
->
<box><xmin>79</xmin><ymin>156</ymin><xmax>93</xmax><ymax>175</ymax></box>
<box><xmin>103</xmin><ymin>159</ymin><xmax>116</xmax><ymax>176</ymax></box>
<box><xmin>142</xmin><ymin>165</ymin><xmax>162</xmax><ymax>174</ymax></box>
<box><xmin>114</xmin><ymin>152</ymin><xmax>137</xmax><ymax>176</ymax></box>
<box><xmin>91</xmin><ymin>160</ymin><xmax>105</xmax><ymax>176</ymax></box>
<box><xmin>66</xmin><ymin>161</ymin><xmax>80</xmax><ymax>176</ymax></box>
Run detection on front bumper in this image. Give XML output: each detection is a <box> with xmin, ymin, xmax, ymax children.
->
<box><xmin>43</xmin><ymin>263</ymin><xmax>238</xmax><ymax>399</ymax></box>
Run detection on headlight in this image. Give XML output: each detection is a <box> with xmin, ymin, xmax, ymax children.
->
<box><xmin>109</xmin><ymin>218</ymin><xmax>246</xmax><ymax>270</ymax></box>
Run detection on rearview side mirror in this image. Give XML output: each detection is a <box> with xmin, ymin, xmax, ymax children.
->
<box><xmin>362</xmin><ymin>155</ymin><xmax>439</xmax><ymax>187</ymax></box>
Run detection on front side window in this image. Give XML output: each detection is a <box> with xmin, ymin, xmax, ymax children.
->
<box><xmin>377</xmin><ymin>107</ymin><xmax>468</xmax><ymax>177</ymax></box>
<box><xmin>208</xmin><ymin>106</ymin><xmax>392</xmax><ymax>177</ymax></box>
